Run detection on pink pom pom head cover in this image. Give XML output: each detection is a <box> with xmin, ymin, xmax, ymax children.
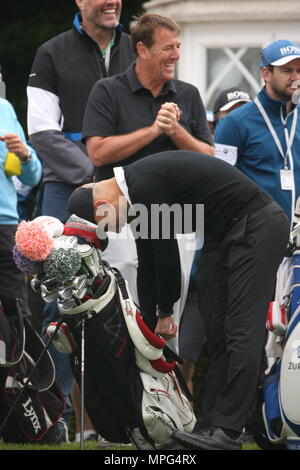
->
<box><xmin>15</xmin><ymin>220</ymin><xmax>54</xmax><ymax>262</ymax></box>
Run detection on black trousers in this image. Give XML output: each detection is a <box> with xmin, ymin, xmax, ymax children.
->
<box><xmin>0</xmin><ymin>225</ymin><xmax>27</xmax><ymax>313</ymax></box>
<box><xmin>198</xmin><ymin>202</ymin><xmax>289</xmax><ymax>433</ymax></box>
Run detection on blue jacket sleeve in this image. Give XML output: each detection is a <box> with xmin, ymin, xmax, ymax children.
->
<box><xmin>214</xmin><ymin>113</ymin><xmax>242</xmax><ymax>148</ymax></box>
<box><xmin>14</xmin><ymin>116</ymin><xmax>42</xmax><ymax>188</ymax></box>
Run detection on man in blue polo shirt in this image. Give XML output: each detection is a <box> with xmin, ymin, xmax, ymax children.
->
<box><xmin>196</xmin><ymin>39</ymin><xmax>300</xmax><ymax>447</ymax></box>
<box><xmin>215</xmin><ymin>39</ymin><xmax>300</xmax><ymax>224</ymax></box>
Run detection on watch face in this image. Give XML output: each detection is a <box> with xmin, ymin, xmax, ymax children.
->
<box><xmin>24</xmin><ymin>152</ymin><xmax>32</xmax><ymax>162</ymax></box>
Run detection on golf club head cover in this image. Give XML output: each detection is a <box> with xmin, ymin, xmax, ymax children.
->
<box><xmin>53</xmin><ymin>235</ymin><xmax>78</xmax><ymax>250</ymax></box>
<box><xmin>44</xmin><ymin>248</ymin><xmax>82</xmax><ymax>283</ymax></box>
<box><xmin>13</xmin><ymin>244</ymin><xmax>44</xmax><ymax>275</ymax></box>
<box><xmin>64</xmin><ymin>214</ymin><xmax>108</xmax><ymax>251</ymax></box>
<box><xmin>33</xmin><ymin>216</ymin><xmax>64</xmax><ymax>238</ymax></box>
<box><xmin>266</xmin><ymin>301</ymin><xmax>287</xmax><ymax>336</ymax></box>
<box><xmin>15</xmin><ymin>220</ymin><xmax>54</xmax><ymax>261</ymax></box>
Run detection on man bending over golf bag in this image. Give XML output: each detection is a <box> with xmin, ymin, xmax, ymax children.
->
<box><xmin>12</xmin><ymin>212</ymin><xmax>195</xmax><ymax>449</ymax></box>
<box><xmin>68</xmin><ymin>150</ymin><xmax>290</xmax><ymax>450</ymax></box>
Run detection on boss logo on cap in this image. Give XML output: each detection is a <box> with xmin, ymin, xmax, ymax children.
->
<box><xmin>280</xmin><ymin>45</ymin><xmax>300</xmax><ymax>56</ymax></box>
<box><xmin>227</xmin><ymin>91</ymin><xmax>249</xmax><ymax>101</ymax></box>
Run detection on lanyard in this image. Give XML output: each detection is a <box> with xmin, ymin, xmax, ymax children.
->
<box><xmin>254</xmin><ymin>96</ymin><xmax>298</xmax><ymax>169</ymax></box>
<box><xmin>254</xmin><ymin>96</ymin><xmax>298</xmax><ymax>227</ymax></box>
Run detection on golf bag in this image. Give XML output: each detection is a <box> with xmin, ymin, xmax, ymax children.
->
<box><xmin>0</xmin><ymin>298</ymin><xmax>65</xmax><ymax>444</ymax></box>
<box><xmin>18</xmin><ymin>214</ymin><xmax>195</xmax><ymax>449</ymax></box>
<box><xmin>251</xmin><ymin>218</ymin><xmax>300</xmax><ymax>450</ymax></box>
<box><xmin>49</xmin><ymin>267</ymin><xmax>195</xmax><ymax>449</ymax></box>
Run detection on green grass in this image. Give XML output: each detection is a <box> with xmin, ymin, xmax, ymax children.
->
<box><xmin>0</xmin><ymin>439</ymin><xmax>259</xmax><ymax>451</ymax></box>
<box><xmin>0</xmin><ymin>439</ymin><xmax>133</xmax><ymax>450</ymax></box>
<box><xmin>243</xmin><ymin>442</ymin><xmax>260</xmax><ymax>451</ymax></box>
<box><xmin>0</xmin><ymin>352</ymin><xmax>263</xmax><ymax>451</ymax></box>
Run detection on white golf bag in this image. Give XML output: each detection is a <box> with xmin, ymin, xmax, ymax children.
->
<box><xmin>260</xmin><ymin>216</ymin><xmax>300</xmax><ymax>450</ymax></box>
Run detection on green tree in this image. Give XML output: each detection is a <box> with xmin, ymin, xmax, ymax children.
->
<box><xmin>0</xmin><ymin>0</ymin><xmax>148</xmax><ymax>130</ymax></box>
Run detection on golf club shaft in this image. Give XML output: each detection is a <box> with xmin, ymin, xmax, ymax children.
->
<box><xmin>80</xmin><ymin>318</ymin><xmax>85</xmax><ymax>450</ymax></box>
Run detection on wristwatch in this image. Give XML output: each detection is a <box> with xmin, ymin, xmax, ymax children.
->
<box><xmin>21</xmin><ymin>151</ymin><xmax>32</xmax><ymax>163</ymax></box>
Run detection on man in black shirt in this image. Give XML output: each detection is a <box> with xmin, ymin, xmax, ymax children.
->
<box><xmin>68</xmin><ymin>150</ymin><xmax>290</xmax><ymax>450</ymax></box>
<box><xmin>82</xmin><ymin>13</ymin><xmax>214</xmax><ymax>182</ymax></box>
<box><xmin>81</xmin><ymin>13</ymin><xmax>214</xmax><ymax>354</ymax></box>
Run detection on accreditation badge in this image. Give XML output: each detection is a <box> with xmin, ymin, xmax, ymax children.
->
<box><xmin>280</xmin><ymin>169</ymin><xmax>294</xmax><ymax>190</ymax></box>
